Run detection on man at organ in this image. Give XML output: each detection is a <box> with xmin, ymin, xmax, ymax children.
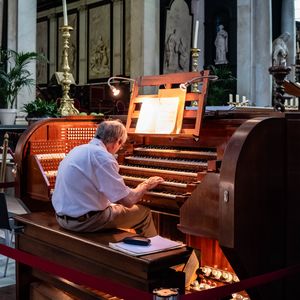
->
<box><xmin>52</xmin><ymin>120</ymin><xmax>164</xmax><ymax>237</ymax></box>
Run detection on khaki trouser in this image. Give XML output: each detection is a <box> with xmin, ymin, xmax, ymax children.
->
<box><xmin>56</xmin><ymin>204</ymin><xmax>157</xmax><ymax>238</ymax></box>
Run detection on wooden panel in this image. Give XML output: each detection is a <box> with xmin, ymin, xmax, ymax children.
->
<box><xmin>178</xmin><ymin>173</ymin><xmax>220</xmax><ymax>239</ymax></box>
<box><xmin>285</xmin><ymin>113</ymin><xmax>300</xmax><ymax>299</ymax></box>
<box><xmin>219</xmin><ymin>116</ymin><xmax>286</xmax><ymax>299</ymax></box>
<box><xmin>26</xmin><ymin>155</ymin><xmax>50</xmax><ymax>201</ymax></box>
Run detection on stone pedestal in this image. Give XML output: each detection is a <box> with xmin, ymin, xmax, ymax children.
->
<box><xmin>269</xmin><ymin>65</ymin><xmax>291</xmax><ymax>111</ymax></box>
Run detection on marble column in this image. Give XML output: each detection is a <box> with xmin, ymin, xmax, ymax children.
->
<box><xmin>237</xmin><ymin>0</ymin><xmax>272</xmax><ymax>107</ymax></box>
<box><xmin>7</xmin><ymin>0</ymin><xmax>17</xmax><ymax>51</ymax></box>
<box><xmin>16</xmin><ymin>0</ymin><xmax>37</xmax><ymax>110</ymax></box>
<box><xmin>112</xmin><ymin>0</ymin><xmax>124</xmax><ymax>76</ymax></box>
<box><xmin>78</xmin><ymin>5</ymin><xmax>87</xmax><ymax>85</ymax></box>
<box><xmin>0</xmin><ymin>0</ymin><xmax>4</xmax><ymax>47</ymax></box>
<box><xmin>254</xmin><ymin>0</ymin><xmax>272</xmax><ymax>107</ymax></box>
<box><xmin>130</xmin><ymin>0</ymin><xmax>159</xmax><ymax>82</ymax></box>
<box><xmin>237</xmin><ymin>0</ymin><xmax>253</xmax><ymax>104</ymax></box>
<box><xmin>281</xmin><ymin>0</ymin><xmax>295</xmax><ymax>79</ymax></box>
<box><xmin>48</xmin><ymin>13</ymin><xmax>57</xmax><ymax>80</ymax></box>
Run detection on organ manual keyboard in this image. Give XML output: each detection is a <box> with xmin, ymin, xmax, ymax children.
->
<box><xmin>14</xmin><ymin>71</ymin><xmax>300</xmax><ymax>299</ymax></box>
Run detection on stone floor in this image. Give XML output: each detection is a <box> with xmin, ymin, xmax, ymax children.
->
<box><xmin>0</xmin><ymin>285</ymin><xmax>15</xmax><ymax>300</ymax></box>
<box><xmin>0</xmin><ymin>253</ymin><xmax>15</xmax><ymax>288</ymax></box>
<box><xmin>0</xmin><ymin>194</ymin><xmax>29</xmax><ymax>299</ymax></box>
<box><xmin>0</xmin><ymin>255</ymin><xmax>15</xmax><ymax>300</ymax></box>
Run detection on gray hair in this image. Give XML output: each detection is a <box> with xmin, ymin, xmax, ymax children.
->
<box><xmin>95</xmin><ymin>120</ymin><xmax>127</xmax><ymax>145</ymax></box>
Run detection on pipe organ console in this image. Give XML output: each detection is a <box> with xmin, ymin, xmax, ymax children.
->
<box><xmin>15</xmin><ymin>117</ymin><xmax>101</xmax><ymax>209</ymax></box>
<box><xmin>14</xmin><ymin>72</ymin><xmax>300</xmax><ymax>300</ymax></box>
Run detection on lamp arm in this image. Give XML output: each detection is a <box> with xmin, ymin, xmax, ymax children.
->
<box><xmin>108</xmin><ymin>76</ymin><xmax>136</xmax><ymax>86</ymax></box>
<box><xmin>107</xmin><ymin>76</ymin><xmax>136</xmax><ymax>97</ymax></box>
<box><xmin>180</xmin><ymin>75</ymin><xmax>218</xmax><ymax>90</ymax></box>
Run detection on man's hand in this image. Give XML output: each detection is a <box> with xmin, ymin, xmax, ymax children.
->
<box><xmin>142</xmin><ymin>176</ymin><xmax>164</xmax><ymax>190</ymax></box>
<box><xmin>120</xmin><ymin>176</ymin><xmax>164</xmax><ymax>208</ymax></box>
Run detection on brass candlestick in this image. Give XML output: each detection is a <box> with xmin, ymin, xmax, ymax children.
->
<box><xmin>191</xmin><ymin>48</ymin><xmax>201</xmax><ymax>93</ymax></box>
<box><xmin>58</xmin><ymin>25</ymin><xmax>79</xmax><ymax>116</ymax></box>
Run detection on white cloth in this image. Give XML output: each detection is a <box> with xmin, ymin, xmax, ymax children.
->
<box><xmin>52</xmin><ymin>138</ymin><xmax>130</xmax><ymax>217</ymax></box>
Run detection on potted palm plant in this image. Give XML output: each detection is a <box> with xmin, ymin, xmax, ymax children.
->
<box><xmin>0</xmin><ymin>49</ymin><xmax>43</xmax><ymax>125</ymax></box>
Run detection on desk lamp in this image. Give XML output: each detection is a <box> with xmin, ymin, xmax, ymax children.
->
<box><xmin>107</xmin><ymin>77</ymin><xmax>136</xmax><ymax>96</ymax></box>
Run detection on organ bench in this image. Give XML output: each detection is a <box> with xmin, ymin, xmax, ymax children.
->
<box><xmin>15</xmin><ymin>211</ymin><xmax>191</xmax><ymax>299</ymax></box>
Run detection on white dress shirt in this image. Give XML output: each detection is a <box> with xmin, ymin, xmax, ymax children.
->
<box><xmin>52</xmin><ymin>138</ymin><xmax>130</xmax><ymax>217</ymax></box>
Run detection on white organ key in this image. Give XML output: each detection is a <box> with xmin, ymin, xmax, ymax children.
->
<box><xmin>125</xmin><ymin>156</ymin><xmax>207</xmax><ymax>167</ymax></box>
<box><xmin>122</xmin><ymin>175</ymin><xmax>188</xmax><ymax>188</ymax></box>
<box><xmin>120</xmin><ymin>165</ymin><xmax>198</xmax><ymax>178</ymax></box>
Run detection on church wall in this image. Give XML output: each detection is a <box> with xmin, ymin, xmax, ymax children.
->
<box><xmin>33</xmin><ymin>0</ymin><xmax>296</xmax><ymax>109</ymax></box>
<box><xmin>38</xmin><ymin>0</ymin><xmax>200</xmax><ymax>85</ymax></box>
<box><xmin>37</xmin><ymin>0</ymin><xmax>127</xmax><ymax>86</ymax></box>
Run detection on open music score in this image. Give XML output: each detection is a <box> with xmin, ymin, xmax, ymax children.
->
<box><xmin>126</xmin><ymin>71</ymin><xmax>210</xmax><ymax>136</ymax></box>
<box><xmin>135</xmin><ymin>88</ymin><xmax>186</xmax><ymax>134</ymax></box>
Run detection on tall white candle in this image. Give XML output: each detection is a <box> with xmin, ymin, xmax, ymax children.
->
<box><xmin>229</xmin><ymin>94</ymin><xmax>233</xmax><ymax>102</ymax></box>
<box><xmin>236</xmin><ymin>94</ymin><xmax>239</xmax><ymax>103</ymax></box>
<box><xmin>193</xmin><ymin>20</ymin><xmax>199</xmax><ymax>49</ymax></box>
<box><xmin>62</xmin><ymin>0</ymin><xmax>68</xmax><ymax>26</ymax></box>
<box><xmin>284</xmin><ymin>99</ymin><xmax>288</xmax><ymax>107</ymax></box>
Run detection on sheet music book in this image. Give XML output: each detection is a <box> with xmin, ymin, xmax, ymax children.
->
<box><xmin>109</xmin><ymin>235</ymin><xmax>184</xmax><ymax>256</ymax></box>
<box><xmin>135</xmin><ymin>88</ymin><xmax>186</xmax><ymax>134</ymax></box>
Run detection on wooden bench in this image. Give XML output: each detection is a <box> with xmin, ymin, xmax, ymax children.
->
<box><xmin>15</xmin><ymin>212</ymin><xmax>191</xmax><ymax>299</ymax></box>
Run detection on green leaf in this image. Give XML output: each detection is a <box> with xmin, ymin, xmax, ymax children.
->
<box><xmin>206</xmin><ymin>65</ymin><xmax>236</xmax><ymax>106</ymax></box>
<box><xmin>22</xmin><ymin>97</ymin><xmax>60</xmax><ymax>118</ymax></box>
<box><xmin>0</xmin><ymin>48</ymin><xmax>46</xmax><ymax>108</ymax></box>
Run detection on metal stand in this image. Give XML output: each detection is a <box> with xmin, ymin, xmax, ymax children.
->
<box><xmin>268</xmin><ymin>65</ymin><xmax>291</xmax><ymax>112</ymax></box>
<box><xmin>191</xmin><ymin>48</ymin><xmax>201</xmax><ymax>93</ymax></box>
<box><xmin>58</xmin><ymin>25</ymin><xmax>79</xmax><ymax>116</ymax></box>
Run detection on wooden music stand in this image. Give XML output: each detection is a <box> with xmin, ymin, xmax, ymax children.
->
<box><xmin>126</xmin><ymin>71</ymin><xmax>210</xmax><ymax>137</ymax></box>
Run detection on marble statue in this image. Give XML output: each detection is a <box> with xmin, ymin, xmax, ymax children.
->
<box><xmin>165</xmin><ymin>29</ymin><xmax>178</xmax><ymax>69</ymax></box>
<box><xmin>272</xmin><ymin>32</ymin><xmax>290</xmax><ymax>67</ymax></box>
<box><xmin>214</xmin><ymin>24</ymin><xmax>228</xmax><ymax>65</ymax></box>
